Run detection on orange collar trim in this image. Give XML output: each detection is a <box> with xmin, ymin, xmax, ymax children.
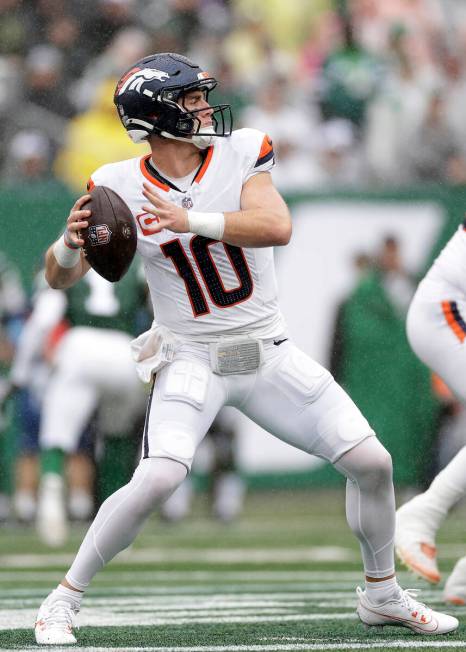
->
<box><xmin>140</xmin><ymin>155</ymin><xmax>170</xmax><ymax>191</ymax></box>
<box><xmin>194</xmin><ymin>146</ymin><xmax>214</xmax><ymax>183</ymax></box>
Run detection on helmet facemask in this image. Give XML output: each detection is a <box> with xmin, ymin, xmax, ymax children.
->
<box><xmin>156</xmin><ymin>84</ymin><xmax>232</xmax><ymax>148</ymax></box>
<box><xmin>118</xmin><ymin>80</ymin><xmax>232</xmax><ymax>148</ymax></box>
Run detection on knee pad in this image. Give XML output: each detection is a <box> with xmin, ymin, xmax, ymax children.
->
<box><xmin>340</xmin><ymin>438</ymin><xmax>393</xmax><ymax>489</ymax></box>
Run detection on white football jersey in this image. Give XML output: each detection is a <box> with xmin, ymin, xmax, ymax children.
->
<box><xmin>88</xmin><ymin>128</ymin><xmax>286</xmax><ymax>341</ymax></box>
<box><xmin>424</xmin><ymin>224</ymin><xmax>466</xmax><ymax>295</ymax></box>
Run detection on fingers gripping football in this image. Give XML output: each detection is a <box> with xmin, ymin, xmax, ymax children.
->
<box><xmin>142</xmin><ymin>183</ymin><xmax>189</xmax><ymax>234</ymax></box>
<box><xmin>66</xmin><ymin>194</ymin><xmax>91</xmax><ymax>247</ymax></box>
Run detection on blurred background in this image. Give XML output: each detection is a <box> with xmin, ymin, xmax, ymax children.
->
<box><xmin>1</xmin><ymin>0</ymin><xmax>466</xmax><ymax>534</ymax></box>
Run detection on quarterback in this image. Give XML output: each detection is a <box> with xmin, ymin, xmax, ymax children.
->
<box><xmin>34</xmin><ymin>53</ymin><xmax>458</xmax><ymax>644</ymax></box>
<box><xmin>396</xmin><ymin>221</ymin><xmax>466</xmax><ymax>604</ymax></box>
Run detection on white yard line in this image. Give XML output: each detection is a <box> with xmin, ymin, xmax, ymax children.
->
<box><xmin>0</xmin><ymin>546</ymin><xmax>357</xmax><ymax>568</ymax></box>
<box><xmin>3</xmin><ymin>640</ymin><xmax>466</xmax><ymax>652</ymax></box>
<box><xmin>0</xmin><ymin>609</ymin><xmax>358</xmax><ymax>629</ymax></box>
<box><xmin>0</xmin><ymin>570</ymin><xmax>365</xmax><ymax>581</ymax></box>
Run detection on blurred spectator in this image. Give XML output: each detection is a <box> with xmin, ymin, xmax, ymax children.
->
<box><xmin>223</xmin><ymin>13</ymin><xmax>292</xmax><ymax>92</ymax></box>
<box><xmin>351</xmin><ymin>0</ymin><xmax>445</xmax><ymax>65</ymax></box>
<box><xmin>330</xmin><ymin>234</ymin><xmax>436</xmax><ymax>485</ymax></box>
<box><xmin>315</xmin><ymin>12</ymin><xmax>383</xmax><ymax>131</ymax></box>
<box><xmin>24</xmin><ymin>45</ymin><xmax>75</xmax><ymax>119</ymax></box>
<box><xmin>1</xmin><ymin>130</ymin><xmax>51</xmax><ymax>186</ymax></box>
<box><xmin>315</xmin><ymin>118</ymin><xmax>367</xmax><ymax>187</ymax></box>
<box><xmin>405</xmin><ymin>89</ymin><xmax>466</xmax><ymax>185</ymax></box>
<box><xmin>71</xmin><ymin>27</ymin><xmax>152</xmax><ymax>112</ymax></box>
<box><xmin>0</xmin><ymin>251</ymin><xmax>27</xmax><ymax>520</ymax></box>
<box><xmin>78</xmin><ymin>0</ymin><xmax>136</xmax><ymax>59</ymax></box>
<box><xmin>330</xmin><ymin>250</ymin><xmax>372</xmax><ymax>382</ymax></box>
<box><xmin>240</xmin><ymin>75</ymin><xmax>322</xmax><ymax>193</ymax></box>
<box><xmin>55</xmin><ymin>78</ymin><xmax>148</xmax><ymax>193</ymax></box>
<box><xmin>298</xmin><ymin>10</ymin><xmax>342</xmax><ymax>86</ymax></box>
<box><xmin>364</xmin><ymin>25</ymin><xmax>436</xmax><ymax>185</ymax></box>
<box><xmin>234</xmin><ymin>0</ymin><xmax>331</xmax><ymax>54</ymax></box>
<box><xmin>441</xmin><ymin>52</ymin><xmax>466</xmax><ymax>160</ymax></box>
<box><xmin>45</xmin><ymin>14</ymin><xmax>89</xmax><ymax>82</ymax></box>
<box><xmin>0</xmin><ymin>0</ymin><xmax>29</xmax><ymax>56</ymax></box>
<box><xmin>377</xmin><ymin>235</ymin><xmax>416</xmax><ymax>317</ymax></box>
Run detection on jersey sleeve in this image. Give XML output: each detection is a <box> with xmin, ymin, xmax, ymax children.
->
<box><xmin>232</xmin><ymin>128</ymin><xmax>275</xmax><ymax>184</ymax></box>
<box><xmin>243</xmin><ymin>130</ymin><xmax>275</xmax><ymax>183</ymax></box>
<box><xmin>86</xmin><ymin>164</ymin><xmax>108</xmax><ymax>192</ymax></box>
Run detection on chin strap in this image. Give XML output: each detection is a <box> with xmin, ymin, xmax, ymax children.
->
<box><xmin>160</xmin><ymin>129</ymin><xmax>214</xmax><ymax>150</ymax></box>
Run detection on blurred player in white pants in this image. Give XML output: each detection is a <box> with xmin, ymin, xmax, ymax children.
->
<box><xmin>396</xmin><ymin>220</ymin><xmax>466</xmax><ymax>603</ymax></box>
<box><xmin>34</xmin><ymin>52</ymin><xmax>458</xmax><ymax>645</ymax></box>
<box><xmin>19</xmin><ymin>267</ymin><xmax>147</xmax><ymax>547</ymax></box>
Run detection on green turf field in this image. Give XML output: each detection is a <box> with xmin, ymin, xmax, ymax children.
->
<box><xmin>0</xmin><ymin>488</ymin><xmax>465</xmax><ymax>651</ymax></box>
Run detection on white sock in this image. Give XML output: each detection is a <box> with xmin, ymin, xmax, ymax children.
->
<box><xmin>52</xmin><ymin>583</ymin><xmax>83</xmax><ymax>609</ymax></box>
<box><xmin>365</xmin><ymin>576</ymin><xmax>399</xmax><ymax>604</ymax></box>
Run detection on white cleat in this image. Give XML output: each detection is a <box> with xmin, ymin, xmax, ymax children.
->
<box><xmin>357</xmin><ymin>586</ymin><xmax>458</xmax><ymax>635</ymax></box>
<box><xmin>444</xmin><ymin>556</ymin><xmax>466</xmax><ymax>605</ymax></box>
<box><xmin>395</xmin><ymin>498</ymin><xmax>440</xmax><ymax>583</ymax></box>
<box><xmin>35</xmin><ymin>595</ymin><xmax>78</xmax><ymax>645</ymax></box>
<box><xmin>36</xmin><ymin>473</ymin><xmax>68</xmax><ymax>547</ymax></box>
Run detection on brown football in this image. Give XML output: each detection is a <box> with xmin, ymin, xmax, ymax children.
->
<box><xmin>81</xmin><ymin>186</ymin><xmax>137</xmax><ymax>282</ymax></box>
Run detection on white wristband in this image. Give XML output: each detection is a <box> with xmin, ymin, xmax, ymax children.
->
<box><xmin>187</xmin><ymin>211</ymin><xmax>225</xmax><ymax>241</ymax></box>
<box><xmin>52</xmin><ymin>235</ymin><xmax>81</xmax><ymax>268</ymax></box>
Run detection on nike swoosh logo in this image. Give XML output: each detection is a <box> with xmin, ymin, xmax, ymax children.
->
<box><xmin>273</xmin><ymin>338</ymin><xmax>288</xmax><ymax>346</ymax></box>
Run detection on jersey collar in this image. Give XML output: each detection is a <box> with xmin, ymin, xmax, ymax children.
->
<box><xmin>140</xmin><ymin>145</ymin><xmax>214</xmax><ymax>192</ymax></box>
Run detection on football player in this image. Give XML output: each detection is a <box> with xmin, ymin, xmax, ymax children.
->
<box><xmin>395</xmin><ymin>220</ymin><xmax>466</xmax><ymax>604</ymax></box>
<box><xmin>10</xmin><ymin>265</ymin><xmax>148</xmax><ymax>545</ymax></box>
<box><xmin>34</xmin><ymin>53</ymin><xmax>458</xmax><ymax>645</ymax></box>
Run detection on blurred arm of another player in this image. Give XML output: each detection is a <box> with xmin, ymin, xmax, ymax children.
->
<box><xmin>142</xmin><ymin>171</ymin><xmax>292</xmax><ymax>248</ymax></box>
<box><xmin>0</xmin><ymin>288</ymin><xmax>66</xmax><ymax>413</ymax></box>
<box><xmin>45</xmin><ymin>195</ymin><xmax>92</xmax><ymax>289</ymax></box>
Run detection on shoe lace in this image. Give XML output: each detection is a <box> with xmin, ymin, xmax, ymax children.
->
<box><xmin>44</xmin><ymin>600</ymin><xmax>78</xmax><ymax>629</ymax></box>
<box><xmin>399</xmin><ymin>588</ymin><xmax>431</xmax><ymax>621</ymax></box>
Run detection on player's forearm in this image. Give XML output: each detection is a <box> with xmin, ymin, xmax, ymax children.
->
<box><xmin>45</xmin><ymin>244</ymin><xmax>86</xmax><ymax>289</ymax></box>
<box><xmin>222</xmin><ymin>209</ymin><xmax>292</xmax><ymax>248</ymax></box>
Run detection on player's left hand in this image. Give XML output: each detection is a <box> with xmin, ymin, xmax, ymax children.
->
<box><xmin>142</xmin><ymin>183</ymin><xmax>189</xmax><ymax>234</ymax></box>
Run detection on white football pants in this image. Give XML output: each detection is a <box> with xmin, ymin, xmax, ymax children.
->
<box><xmin>66</xmin><ymin>338</ymin><xmax>395</xmax><ymax>589</ymax></box>
<box><xmin>407</xmin><ymin>279</ymin><xmax>466</xmax><ymax>402</ymax></box>
<box><xmin>40</xmin><ymin>327</ymin><xmax>146</xmax><ymax>452</ymax></box>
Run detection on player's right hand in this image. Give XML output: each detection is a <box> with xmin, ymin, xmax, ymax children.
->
<box><xmin>65</xmin><ymin>195</ymin><xmax>91</xmax><ymax>248</ymax></box>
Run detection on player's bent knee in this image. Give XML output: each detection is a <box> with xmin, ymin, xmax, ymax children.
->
<box><xmin>129</xmin><ymin>457</ymin><xmax>187</xmax><ymax>516</ymax></box>
<box><xmin>355</xmin><ymin>441</ymin><xmax>393</xmax><ymax>488</ymax></box>
<box><xmin>336</xmin><ymin>436</ymin><xmax>393</xmax><ymax>490</ymax></box>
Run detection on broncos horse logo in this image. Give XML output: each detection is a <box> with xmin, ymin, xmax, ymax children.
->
<box><xmin>117</xmin><ymin>68</ymin><xmax>171</xmax><ymax>95</ymax></box>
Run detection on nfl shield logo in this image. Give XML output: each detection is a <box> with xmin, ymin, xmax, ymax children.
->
<box><xmin>89</xmin><ymin>224</ymin><xmax>112</xmax><ymax>246</ymax></box>
<box><xmin>182</xmin><ymin>196</ymin><xmax>193</xmax><ymax>209</ymax></box>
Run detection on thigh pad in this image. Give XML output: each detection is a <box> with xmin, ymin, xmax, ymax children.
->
<box><xmin>273</xmin><ymin>346</ymin><xmax>332</xmax><ymax>407</ymax></box>
<box><xmin>160</xmin><ymin>359</ymin><xmax>210</xmax><ymax>410</ymax></box>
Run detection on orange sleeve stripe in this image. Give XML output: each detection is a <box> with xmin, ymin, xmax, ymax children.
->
<box><xmin>442</xmin><ymin>301</ymin><xmax>466</xmax><ymax>342</ymax></box>
<box><xmin>259</xmin><ymin>134</ymin><xmax>273</xmax><ymax>159</ymax></box>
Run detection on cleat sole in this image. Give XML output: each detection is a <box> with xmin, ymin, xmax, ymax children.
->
<box><xmin>445</xmin><ymin>596</ymin><xmax>466</xmax><ymax>606</ymax></box>
<box><xmin>395</xmin><ymin>546</ymin><xmax>441</xmax><ymax>584</ymax></box>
